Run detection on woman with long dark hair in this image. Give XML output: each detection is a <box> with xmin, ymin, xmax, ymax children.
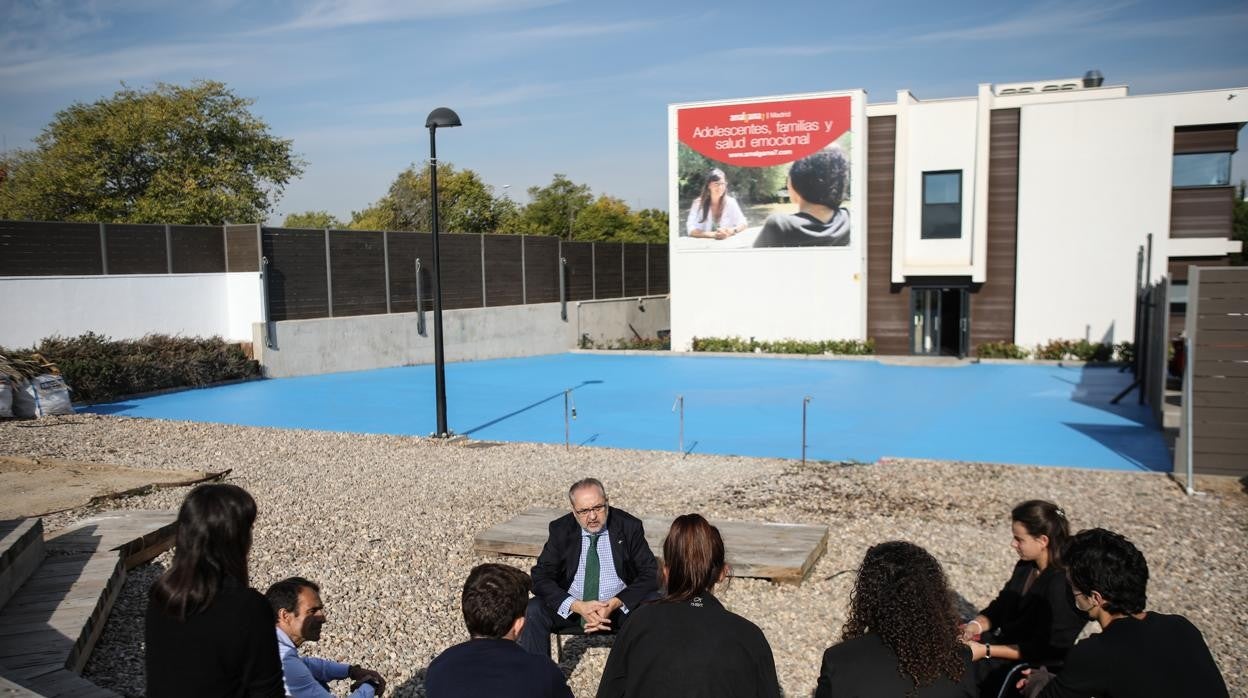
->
<box><xmin>597</xmin><ymin>514</ymin><xmax>779</xmax><ymax>698</ymax></box>
<box><xmin>685</xmin><ymin>168</ymin><xmax>748</xmax><ymax>239</ymax></box>
<box><xmin>145</xmin><ymin>483</ymin><xmax>284</xmax><ymax>697</ymax></box>
<box><xmin>816</xmin><ymin>541</ymin><xmax>976</xmax><ymax>697</ymax></box>
<box><xmin>961</xmin><ymin>500</ymin><xmax>1085</xmax><ymax>696</ymax></box>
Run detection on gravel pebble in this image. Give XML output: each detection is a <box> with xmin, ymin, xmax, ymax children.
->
<box><xmin>1</xmin><ymin>414</ymin><xmax>1243</xmax><ymax>697</ymax></box>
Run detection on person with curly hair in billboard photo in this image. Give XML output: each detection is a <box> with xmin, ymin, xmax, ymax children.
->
<box><xmin>685</xmin><ymin>168</ymin><xmax>748</xmax><ymax>239</ymax></box>
<box><xmin>754</xmin><ymin>145</ymin><xmax>850</xmax><ymax>247</ymax></box>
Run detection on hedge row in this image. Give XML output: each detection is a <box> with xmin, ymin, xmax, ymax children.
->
<box><xmin>976</xmin><ymin>340</ymin><xmax>1133</xmax><ymax>362</ymax></box>
<box><xmin>691</xmin><ymin>337</ymin><xmax>875</xmax><ymax>355</ymax></box>
<box><xmin>0</xmin><ymin>333</ymin><xmax>259</xmax><ymax>402</ymax></box>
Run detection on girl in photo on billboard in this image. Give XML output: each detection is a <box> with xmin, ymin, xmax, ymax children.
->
<box><xmin>754</xmin><ymin>146</ymin><xmax>850</xmax><ymax>247</ymax></box>
<box><xmin>685</xmin><ymin>168</ymin><xmax>748</xmax><ymax>239</ymax></box>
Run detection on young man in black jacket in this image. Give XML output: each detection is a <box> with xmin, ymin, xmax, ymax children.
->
<box><xmin>1022</xmin><ymin>528</ymin><xmax>1228</xmax><ymax>697</ymax></box>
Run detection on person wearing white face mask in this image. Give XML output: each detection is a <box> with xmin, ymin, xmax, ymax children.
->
<box><xmin>1019</xmin><ymin>529</ymin><xmax>1227</xmax><ymax>698</ymax></box>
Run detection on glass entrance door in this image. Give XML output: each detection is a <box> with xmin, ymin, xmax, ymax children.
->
<box><xmin>912</xmin><ymin>287</ymin><xmax>970</xmax><ymax>357</ymax></box>
<box><xmin>911</xmin><ymin>289</ymin><xmax>941</xmax><ymax>355</ymax></box>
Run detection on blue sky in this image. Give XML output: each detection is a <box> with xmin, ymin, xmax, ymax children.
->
<box><xmin>2</xmin><ymin>0</ymin><xmax>1246</xmax><ymax>223</ymax></box>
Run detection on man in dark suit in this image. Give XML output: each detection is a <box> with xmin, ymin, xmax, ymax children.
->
<box><xmin>425</xmin><ymin>563</ymin><xmax>572</xmax><ymax>698</ymax></box>
<box><xmin>517</xmin><ymin>478</ymin><xmax>659</xmax><ymax>658</ymax></box>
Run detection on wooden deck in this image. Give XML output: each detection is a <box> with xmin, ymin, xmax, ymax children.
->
<box><xmin>0</xmin><ymin>510</ymin><xmax>176</xmax><ymax>697</ymax></box>
<box><xmin>475</xmin><ymin>508</ymin><xmax>828</xmax><ymax>585</ymax></box>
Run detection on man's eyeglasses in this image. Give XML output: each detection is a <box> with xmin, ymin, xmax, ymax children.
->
<box><xmin>574</xmin><ymin>503</ymin><xmax>607</xmax><ymax>517</ymax></box>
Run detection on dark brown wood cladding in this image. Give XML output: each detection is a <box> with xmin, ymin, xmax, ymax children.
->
<box><xmin>623</xmin><ymin>244</ymin><xmax>648</xmax><ymax>297</ymax></box>
<box><xmin>105</xmin><ymin>224</ymin><xmax>167</xmax><ymax>274</ymax></box>
<box><xmin>436</xmin><ymin>234</ymin><xmax>484</xmax><ymax>310</ymax></box>
<box><xmin>225</xmin><ymin>224</ymin><xmax>260</xmax><ymax>272</ymax></box>
<box><xmin>523</xmin><ymin>235</ymin><xmax>560</xmax><ymax>303</ymax></box>
<box><xmin>593</xmin><ymin>243</ymin><xmax>623</xmax><ymax>299</ymax></box>
<box><xmin>648</xmin><ymin>244</ymin><xmax>669</xmax><ymax>294</ymax></box>
<box><xmin>1189</xmin><ymin>267</ymin><xmax>1248</xmax><ymax>477</ymax></box>
<box><xmin>1169</xmin><ymin>256</ymin><xmax>1228</xmax><ymax>282</ymax></box>
<box><xmin>329</xmin><ymin>230</ymin><xmax>387</xmax><ymax>317</ymax></box>
<box><xmin>483</xmin><ymin>234</ymin><xmax>524</xmax><ymax>307</ymax></box>
<box><xmin>171</xmin><ymin>226</ymin><xmax>225</xmax><ymax>273</ymax></box>
<box><xmin>864</xmin><ymin>115</ymin><xmax>907</xmax><ymax>355</ymax></box>
<box><xmin>1173</xmin><ymin>123</ymin><xmax>1241</xmax><ymax>154</ymax></box>
<box><xmin>262</xmin><ymin>228</ymin><xmax>329</xmax><ymax>321</ymax></box>
<box><xmin>1170</xmin><ymin>187</ymin><xmax>1235</xmax><ymax>239</ymax></box>
<box><xmin>0</xmin><ymin>220</ymin><xmax>102</xmax><ymax>276</ymax></box>
<box><xmin>562</xmin><ymin>241</ymin><xmax>594</xmax><ymax>301</ymax></box>
<box><xmin>386</xmin><ymin>231</ymin><xmax>433</xmax><ymax>313</ymax></box>
<box><xmin>972</xmin><ymin>109</ymin><xmax>1022</xmax><ymax>351</ymax></box>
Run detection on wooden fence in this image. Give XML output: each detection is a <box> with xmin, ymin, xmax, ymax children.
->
<box><xmin>1177</xmin><ymin>266</ymin><xmax>1248</xmax><ymax>478</ymax></box>
<box><xmin>0</xmin><ymin>220</ymin><xmax>669</xmax><ymax>322</ymax></box>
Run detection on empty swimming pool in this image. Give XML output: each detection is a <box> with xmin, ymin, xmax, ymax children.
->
<box><xmin>83</xmin><ymin>353</ymin><xmax>1170</xmax><ymax>472</ymax></box>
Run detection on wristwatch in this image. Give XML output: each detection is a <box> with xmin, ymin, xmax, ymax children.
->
<box><xmin>985</xmin><ymin>643</ymin><xmax>992</xmax><ymax>659</ymax></box>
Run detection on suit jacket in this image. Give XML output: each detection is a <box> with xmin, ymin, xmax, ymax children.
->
<box><xmin>815</xmin><ymin>632</ymin><xmax>977</xmax><ymax>698</ymax></box>
<box><xmin>425</xmin><ymin>638</ymin><xmax>573</xmax><ymax>698</ymax></box>
<box><xmin>531</xmin><ymin>507</ymin><xmax>658</xmax><ymax>613</ymax></box>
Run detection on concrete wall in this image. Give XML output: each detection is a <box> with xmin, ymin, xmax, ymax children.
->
<box><xmin>1</xmin><ymin>273</ymin><xmax>262</xmax><ymax>348</ymax></box>
<box><xmin>576</xmin><ymin>297</ymin><xmax>670</xmax><ymax>347</ymax></box>
<box><xmin>254</xmin><ymin>302</ymin><xmax>579</xmax><ymax>377</ymax></box>
<box><xmin>1013</xmin><ymin>88</ymin><xmax>1248</xmax><ymax>346</ymax></box>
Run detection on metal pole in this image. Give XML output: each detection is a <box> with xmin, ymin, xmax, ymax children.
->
<box><xmin>415</xmin><ymin>258</ymin><xmax>425</xmax><ymax>336</ymax></box>
<box><xmin>1184</xmin><ymin>334</ymin><xmax>1195</xmax><ymax>496</ymax></box>
<box><xmin>673</xmin><ymin>395</ymin><xmax>684</xmax><ymax>456</ymax></box>
<box><xmin>559</xmin><ymin>255</ymin><xmax>568</xmax><ymax>321</ymax></box>
<box><xmin>802</xmin><ymin>396</ymin><xmax>812</xmax><ymax>465</ymax></box>
<box><xmin>260</xmin><ymin>256</ymin><xmax>273</xmax><ymax>349</ymax></box>
<box><xmin>430</xmin><ymin>128</ymin><xmax>449</xmax><ymax>438</ymax></box>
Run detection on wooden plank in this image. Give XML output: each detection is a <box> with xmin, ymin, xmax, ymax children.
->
<box><xmin>1196</xmin><ymin>281</ymin><xmax>1248</xmax><ymax>298</ymax></box>
<box><xmin>1192</xmin><ymin>437</ymin><xmax>1248</xmax><ymax>455</ymax></box>
<box><xmin>1192</xmin><ymin>391</ymin><xmax>1248</xmax><ymax>407</ymax></box>
<box><xmin>474</xmin><ymin>508</ymin><xmax>829</xmax><ymax>585</ymax></box>
<box><xmin>1194</xmin><ymin>314</ymin><xmax>1248</xmax><ymax>330</ymax></box>
<box><xmin>1191</xmin><ymin>452</ymin><xmax>1248</xmax><ymax>473</ymax></box>
<box><xmin>1193</xmin><ymin>376</ymin><xmax>1248</xmax><ymax>393</ymax></box>
<box><xmin>1195</xmin><ymin>299</ymin><xmax>1248</xmax><ymax>314</ymax></box>
<box><xmin>1192</xmin><ymin>406</ymin><xmax>1248</xmax><ymax>422</ymax></box>
<box><xmin>1192</xmin><ymin>345</ymin><xmax>1248</xmax><ymax>361</ymax></box>
<box><xmin>1192</xmin><ymin>360</ymin><xmax>1248</xmax><ymax>377</ymax></box>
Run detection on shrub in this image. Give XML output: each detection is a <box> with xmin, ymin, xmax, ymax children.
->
<box><xmin>1115</xmin><ymin>341</ymin><xmax>1135</xmax><ymax>364</ymax></box>
<box><xmin>975</xmin><ymin>341</ymin><xmax>1030</xmax><ymax>359</ymax></box>
<box><xmin>581</xmin><ymin>336</ymin><xmax>670</xmax><ymax>351</ymax></box>
<box><xmin>690</xmin><ymin>336</ymin><xmax>874</xmax><ymax>355</ymax></box>
<box><xmin>1032</xmin><ymin>339</ymin><xmax>1115</xmax><ymax>362</ymax></box>
<box><xmin>1</xmin><ymin>333</ymin><xmax>260</xmax><ymax>402</ymax></box>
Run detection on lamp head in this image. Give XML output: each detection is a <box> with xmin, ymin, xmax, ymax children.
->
<box><xmin>426</xmin><ymin>107</ymin><xmax>462</xmax><ymax>129</ymax></box>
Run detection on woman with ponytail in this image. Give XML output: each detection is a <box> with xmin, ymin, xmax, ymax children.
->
<box><xmin>597</xmin><ymin>513</ymin><xmax>779</xmax><ymax>698</ymax></box>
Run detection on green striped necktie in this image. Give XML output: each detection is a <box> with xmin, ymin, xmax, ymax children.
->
<box><xmin>581</xmin><ymin>533</ymin><xmax>601</xmax><ymax>628</ymax></box>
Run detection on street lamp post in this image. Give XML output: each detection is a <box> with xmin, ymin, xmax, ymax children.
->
<box><xmin>426</xmin><ymin>107</ymin><xmax>461</xmax><ymax>438</ymax></box>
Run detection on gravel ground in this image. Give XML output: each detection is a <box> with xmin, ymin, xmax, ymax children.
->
<box><xmin>2</xmin><ymin>414</ymin><xmax>1244</xmax><ymax>697</ymax></box>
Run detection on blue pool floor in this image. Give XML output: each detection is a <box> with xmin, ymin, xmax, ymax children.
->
<box><xmin>85</xmin><ymin>353</ymin><xmax>1172</xmax><ymax>472</ymax></box>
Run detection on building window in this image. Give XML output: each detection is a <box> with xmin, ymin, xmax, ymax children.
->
<box><xmin>922</xmin><ymin>170</ymin><xmax>962</xmax><ymax>239</ymax></box>
<box><xmin>1172</xmin><ymin>152</ymin><xmax>1232</xmax><ymax>187</ymax></box>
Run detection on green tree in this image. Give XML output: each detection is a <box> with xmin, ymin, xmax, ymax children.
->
<box><xmin>0</xmin><ymin>81</ymin><xmax>303</xmax><ymax>224</ymax></box>
<box><xmin>515</xmin><ymin>174</ymin><xmax>594</xmax><ymax>238</ymax></box>
<box><xmin>348</xmin><ymin>161</ymin><xmax>515</xmax><ymax>233</ymax></box>
<box><xmin>677</xmin><ymin>142</ymin><xmax>785</xmax><ymax>207</ymax></box>
<box><xmin>573</xmin><ymin>195</ymin><xmax>635</xmax><ymax>241</ymax></box>
<box><xmin>282</xmin><ymin>210</ymin><xmax>343</xmax><ymax>228</ymax></box>
<box><xmin>630</xmin><ymin>208</ymin><xmax>670</xmax><ymax>243</ymax></box>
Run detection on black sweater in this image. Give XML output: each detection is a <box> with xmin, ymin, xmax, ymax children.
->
<box><xmin>980</xmin><ymin>561</ymin><xmax>1085</xmax><ymax>664</ymax></box>
<box><xmin>145</xmin><ymin>583</ymin><xmax>284</xmax><ymax>698</ymax></box>
<box><xmin>1036</xmin><ymin>612</ymin><xmax>1228</xmax><ymax>697</ymax></box>
<box><xmin>815</xmin><ymin>632</ymin><xmax>977</xmax><ymax>698</ymax></box>
<box><xmin>596</xmin><ymin>593</ymin><xmax>780</xmax><ymax>698</ymax></box>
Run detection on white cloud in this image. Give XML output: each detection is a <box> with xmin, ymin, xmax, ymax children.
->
<box><xmin>496</xmin><ymin>18</ymin><xmax>658</xmax><ymax>41</ymax></box>
<box><xmin>275</xmin><ymin>0</ymin><xmax>567</xmax><ymax>32</ymax></box>
<box><xmin>358</xmin><ymin>83</ymin><xmax>571</xmax><ymax>116</ymax></box>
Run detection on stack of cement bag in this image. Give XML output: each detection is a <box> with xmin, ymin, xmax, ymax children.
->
<box><xmin>0</xmin><ymin>358</ymin><xmax>75</xmax><ymax>418</ymax></box>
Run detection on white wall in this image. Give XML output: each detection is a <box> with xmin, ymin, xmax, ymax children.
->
<box><xmin>897</xmin><ymin>98</ymin><xmax>980</xmax><ymax>274</ymax></box>
<box><xmin>1013</xmin><ymin>88</ymin><xmax>1248</xmax><ymax>346</ymax></box>
<box><xmin>1</xmin><ymin>273</ymin><xmax>262</xmax><ymax>348</ymax></box>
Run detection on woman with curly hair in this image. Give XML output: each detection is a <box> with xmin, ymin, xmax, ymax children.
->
<box><xmin>960</xmin><ymin>500</ymin><xmax>1085</xmax><ymax>696</ymax></box>
<box><xmin>815</xmin><ymin>541</ymin><xmax>975</xmax><ymax>697</ymax></box>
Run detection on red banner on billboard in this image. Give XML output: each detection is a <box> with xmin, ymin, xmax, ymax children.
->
<box><xmin>677</xmin><ymin>95</ymin><xmax>851</xmax><ymax>168</ymax></box>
